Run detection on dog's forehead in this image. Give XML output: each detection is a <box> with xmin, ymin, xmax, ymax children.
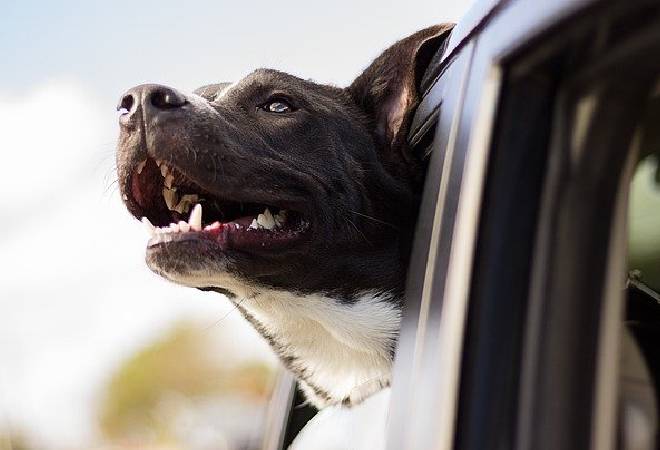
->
<box><xmin>195</xmin><ymin>69</ymin><xmax>327</xmax><ymax>102</ymax></box>
<box><xmin>194</xmin><ymin>82</ymin><xmax>233</xmax><ymax>99</ymax></box>
<box><xmin>238</xmin><ymin>68</ymin><xmax>309</xmax><ymax>91</ymax></box>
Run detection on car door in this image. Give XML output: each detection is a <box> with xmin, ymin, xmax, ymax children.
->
<box><xmin>390</xmin><ymin>1</ymin><xmax>660</xmax><ymax>450</ymax></box>
<box><xmin>261</xmin><ymin>1</ymin><xmax>660</xmax><ymax>449</ymax></box>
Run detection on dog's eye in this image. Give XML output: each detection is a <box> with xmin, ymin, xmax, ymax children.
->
<box><xmin>261</xmin><ymin>99</ymin><xmax>295</xmax><ymax>113</ymax></box>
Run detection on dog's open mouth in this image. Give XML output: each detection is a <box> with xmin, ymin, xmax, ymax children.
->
<box><xmin>128</xmin><ymin>158</ymin><xmax>310</xmax><ymax>251</ymax></box>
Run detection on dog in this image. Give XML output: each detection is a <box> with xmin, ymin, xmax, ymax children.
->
<box><xmin>116</xmin><ymin>24</ymin><xmax>453</xmax><ymax>447</ymax></box>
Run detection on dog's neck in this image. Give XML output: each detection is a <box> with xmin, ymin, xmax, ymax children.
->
<box><xmin>235</xmin><ymin>288</ymin><xmax>401</xmax><ymax>408</ymax></box>
<box><xmin>166</xmin><ymin>269</ymin><xmax>401</xmax><ymax>408</ymax></box>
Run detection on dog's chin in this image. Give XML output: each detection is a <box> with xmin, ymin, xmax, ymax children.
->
<box><xmin>144</xmin><ymin>238</ymin><xmax>248</xmax><ymax>292</ymax></box>
<box><xmin>145</xmin><ymin>240</ymin><xmax>244</xmax><ymax>293</ymax></box>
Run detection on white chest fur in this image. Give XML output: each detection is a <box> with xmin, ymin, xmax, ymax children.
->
<box><xmin>239</xmin><ymin>288</ymin><xmax>400</xmax><ymax>407</ymax></box>
<box><xmin>165</xmin><ymin>268</ymin><xmax>401</xmax><ymax>408</ymax></box>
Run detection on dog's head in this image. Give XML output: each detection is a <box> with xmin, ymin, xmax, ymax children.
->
<box><xmin>116</xmin><ymin>25</ymin><xmax>452</xmax><ymax>300</ymax></box>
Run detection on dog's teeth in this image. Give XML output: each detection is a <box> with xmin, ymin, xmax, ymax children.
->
<box><xmin>173</xmin><ymin>194</ymin><xmax>199</xmax><ymax>214</ymax></box>
<box><xmin>257</xmin><ymin>209</ymin><xmax>276</xmax><ymax>230</ymax></box>
<box><xmin>141</xmin><ymin>217</ymin><xmax>156</xmax><ymax>237</ymax></box>
<box><xmin>189</xmin><ymin>204</ymin><xmax>202</xmax><ymax>231</ymax></box>
<box><xmin>122</xmin><ymin>194</ymin><xmax>128</xmax><ymax>201</ymax></box>
<box><xmin>249</xmin><ymin>218</ymin><xmax>259</xmax><ymax>230</ymax></box>
<box><xmin>256</xmin><ymin>214</ymin><xmax>267</xmax><ymax>228</ymax></box>
<box><xmin>160</xmin><ymin>164</ymin><xmax>169</xmax><ymax>177</ymax></box>
<box><xmin>155</xmin><ymin>160</ymin><xmax>162</xmax><ymax>167</ymax></box>
<box><xmin>164</xmin><ymin>173</ymin><xmax>175</xmax><ymax>189</ymax></box>
<box><xmin>136</xmin><ymin>160</ymin><xmax>147</xmax><ymax>175</ymax></box>
<box><xmin>178</xmin><ymin>221</ymin><xmax>190</xmax><ymax>232</ymax></box>
<box><xmin>163</xmin><ymin>188</ymin><xmax>178</xmax><ymax>210</ymax></box>
<box><xmin>173</xmin><ymin>199</ymin><xmax>189</xmax><ymax>214</ymax></box>
<box><xmin>204</xmin><ymin>221</ymin><xmax>221</xmax><ymax>231</ymax></box>
<box><xmin>264</xmin><ymin>208</ymin><xmax>274</xmax><ymax>221</ymax></box>
<box><xmin>169</xmin><ymin>222</ymin><xmax>180</xmax><ymax>233</ymax></box>
<box><xmin>274</xmin><ymin>210</ymin><xmax>287</xmax><ymax>227</ymax></box>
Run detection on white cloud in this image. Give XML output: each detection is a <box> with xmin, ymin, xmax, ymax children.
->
<box><xmin>0</xmin><ymin>82</ymin><xmax>109</xmax><ymax>211</ymax></box>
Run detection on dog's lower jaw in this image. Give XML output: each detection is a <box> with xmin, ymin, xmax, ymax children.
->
<box><xmin>152</xmin><ymin>265</ymin><xmax>401</xmax><ymax>409</ymax></box>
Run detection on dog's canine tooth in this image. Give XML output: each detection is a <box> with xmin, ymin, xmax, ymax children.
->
<box><xmin>178</xmin><ymin>221</ymin><xmax>190</xmax><ymax>233</ymax></box>
<box><xmin>155</xmin><ymin>160</ymin><xmax>162</xmax><ymax>167</ymax></box>
<box><xmin>141</xmin><ymin>216</ymin><xmax>156</xmax><ymax>237</ymax></box>
<box><xmin>160</xmin><ymin>164</ymin><xmax>169</xmax><ymax>177</ymax></box>
<box><xmin>189</xmin><ymin>204</ymin><xmax>202</xmax><ymax>231</ymax></box>
<box><xmin>136</xmin><ymin>160</ymin><xmax>147</xmax><ymax>175</ymax></box>
<box><xmin>249</xmin><ymin>218</ymin><xmax>259</xmax><ymax>230</ymax></box>
<box><xmin>163</xmin><ymin>188</ymin><xmax>178</xmax><ymax>210</ymax></box>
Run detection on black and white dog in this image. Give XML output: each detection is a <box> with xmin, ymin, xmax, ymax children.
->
<box><xmin>116</xmin><ymin>24</ymin><xmax>453</xmax><ymax>446</ymax></box>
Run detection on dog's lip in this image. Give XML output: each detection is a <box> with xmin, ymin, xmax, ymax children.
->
<box><xmin>145</xmin><ymin>215</ymin><xmax>310</xmax><ymax>253</ymax></box>
<box><xmin>123</xmin><ymin>156</ymin><xmax>309</xmax><ymax>225</ymax></box>
<box><xmin>122</xmin><ymin>157</ymin><xmax>313</xmax><ymax>252</ymax></box>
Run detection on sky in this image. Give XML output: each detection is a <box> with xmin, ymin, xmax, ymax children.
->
<box><xmin>0</xmin><ymin>0</ymin><xmax>475</xmax><ymax>447</ymax></box>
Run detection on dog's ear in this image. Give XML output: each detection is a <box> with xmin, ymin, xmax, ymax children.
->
<box><xmin>348</xmin><ymin>24</ymin><xmax>453</xmax><ymax>156</ymax></box>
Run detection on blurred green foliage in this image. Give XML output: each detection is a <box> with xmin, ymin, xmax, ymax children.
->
<box><xmin>0</xmin><ymin>431</ymin><xmax>30</xmax><ymax>450</ymax></box>
<box><xmin>98</xmin><ymin>321</ymin><xmax>274</xmax><ymax>444</ymax></box>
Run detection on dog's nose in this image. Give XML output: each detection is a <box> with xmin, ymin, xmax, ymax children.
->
<box><xmin>117</xmin><ymin>84</ymin><xmax>187</xmax><ymax>127</ymax></box>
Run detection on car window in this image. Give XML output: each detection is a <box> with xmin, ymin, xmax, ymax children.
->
<box><xmin>629</xmin><ymin>154</ymin><xmax>660</xmax><ymax>292</ymax></box>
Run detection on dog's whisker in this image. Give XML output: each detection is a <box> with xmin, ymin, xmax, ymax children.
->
<box><xmin>348</xmin><ymin>210</ymin><xmax>398</xmax><ymax>230</ymax></box>
<box><xmin>205</xmin><ymin>297</ymin><xmax>246</xmax><ymax>331</ymax></box>
<box><xmin>345</xmin><ymin>218</ymin><xmax>372</xmax><ymax>245</ymax></box>
<box><xmin>103</xmin><ymin>178</ymin><xmax>119</xmax><ymax>197</ymax></box>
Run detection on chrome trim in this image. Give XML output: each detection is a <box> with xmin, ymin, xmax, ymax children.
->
<box><xmin>261</xmin><ymin>371</ymin><xmax>296</xmax><ymax>450</ymax></box>
<box><xmin>590</xmin><ymin>130</ymin><xmax>640</xmax><ymax>450</ymax></box>
<box><xmin>424</xmin><ymin>65</ymin><xmax>502</xmax><ymax>450</ymax></box>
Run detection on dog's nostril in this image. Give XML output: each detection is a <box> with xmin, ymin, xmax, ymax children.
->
<box><xmin>149</xmin><ymin>89</ymin><xmax>187</xmax><ymax>110</ymax></box>
<box><xmin>117</xmin><ymin>93</ymin><xmax>135</xmax><ymax>114</ymax></box>
<box><xmin>117</xmin><ymin>85</ymin><xmax>186</xmax><ymax>122</ymax></box>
